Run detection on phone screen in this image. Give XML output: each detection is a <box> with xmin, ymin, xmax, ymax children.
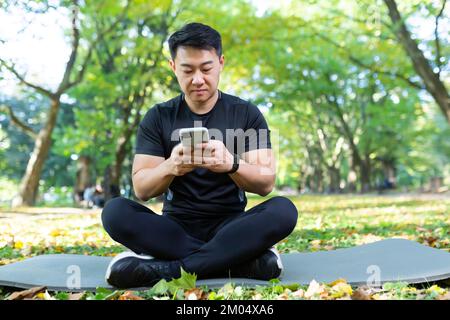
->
<box><xmin>179</xmin><ymin>127</ymin><xmax>209</xmax><ymax>148</ymax></box>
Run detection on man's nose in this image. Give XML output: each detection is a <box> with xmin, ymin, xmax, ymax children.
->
<box><xmin>192</xmin><ymin>71</ymin><xmax>205</xmax><ymax>86</ymax></box>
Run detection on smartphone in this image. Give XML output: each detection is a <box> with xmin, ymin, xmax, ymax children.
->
<box><xmin>179</xmin><ymin>127</ymin><xmax>210</xmax><ymax>148</ymax></box>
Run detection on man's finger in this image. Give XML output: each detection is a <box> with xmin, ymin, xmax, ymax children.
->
<box><xmin>192</xmin><ymin>142</ymin><xmax>206</xmax><ymax>150</ymax></box>
<box><xmin>190</xmin><ymin>155</ymin><xmax>204</xmax><ymax>164</ymax></box>
<box><xmin>201</xmin><ymin>157</ymin><xmax>221</xmax><ymax>165</ymax></box>
<box><xmin>182</xmin><ymin>145</ymin><xmax>193</xmax><ymax>154</ymax></box>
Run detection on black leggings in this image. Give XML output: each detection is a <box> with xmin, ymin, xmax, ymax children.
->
<box><xmin>101</xmin><ymin>196</ymin><xmax>298</xmax><ymax>278</ymax></box>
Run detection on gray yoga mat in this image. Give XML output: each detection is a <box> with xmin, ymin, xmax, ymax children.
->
<box><xmin>0</xmin><ymin>238</ymin><xmax>449</xmax><ymax>292</ymax></box>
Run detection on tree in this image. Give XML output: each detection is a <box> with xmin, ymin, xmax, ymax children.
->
<box><xmin>383</xmin><ymin>0</ymin><xmax>449</xmax><ymax>123</ymax></box>
<box><xmin>242</xmin><ymin>1</ymin><xmax>431</xmax><ymax>192</ymax></box>
<box><xmin>57</xmin><ymin>0</ymin><xmax>187</xmax><ymax>202</ymax></box>
<box><xmin>0</xmin><ymin>0</ymin><xmax>129</xmax><ymax>206</ymax></box>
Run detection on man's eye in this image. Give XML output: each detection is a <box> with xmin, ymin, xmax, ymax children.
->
<box><xmin>203</xmin><ymin>69</ymin><xmax>212</xmax><ymax>73</ymax></box>
<box><xmin>183</xmin><ymin>70</ymin><xmax>193</xmax><ymax>74</ymax></box>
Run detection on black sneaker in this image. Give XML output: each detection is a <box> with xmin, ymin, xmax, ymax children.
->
<box><xmin>220</xmin><ymin>247</ymin><xmax>284</xmax><ymax>280</ymax></box>
<box><xmin>105</xmin><ymin>252</ymin><xmax>182</xmax><ymax>289</ymax></box>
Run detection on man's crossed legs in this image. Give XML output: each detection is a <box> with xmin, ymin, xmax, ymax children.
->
<box><xmin>101</xmin><ymin>196</ymin><xmax>298</xmax><ymax>288</ymax></box>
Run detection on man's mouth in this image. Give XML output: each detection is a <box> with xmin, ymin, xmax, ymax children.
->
<box><xmin>192</xmin><ymin>89</ymin><xmax>208</xmax><ymax>96</ymax></box>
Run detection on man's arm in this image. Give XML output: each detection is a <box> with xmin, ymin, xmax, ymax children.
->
<box><xmin>197</xmin><ymin>141</ymin><xmax>276</xmax><ymax>196</ymax></box>
<box><xmin>132</xmin><ymin>144</ymin><xmax>197</xmax><ymax>202</ymax></box>
<box><xmin>132</xmin><ymin>154</ymin><xmax>175</xmax><ymax>202</ymax></box>
<box><xmin>228</xmin><ymin>148</ymin><xmax>276</xmax><ymax>197</ymax></box>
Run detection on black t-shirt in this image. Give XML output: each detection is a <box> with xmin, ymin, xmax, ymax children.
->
<box><xmin>135</xmin><ymin>91</ymin><xmax>272</xmax><ymax>218</ymax></box>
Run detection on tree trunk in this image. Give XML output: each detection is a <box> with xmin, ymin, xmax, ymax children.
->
<box><xmin>104</xmin><ymin>106</ymin><xmax>143</xmax><ymax>203</ymax></box>
<box><xmin>112</xmin><ymin>137</ymin><xmax>127</xmax><ymax>188</ymax></box>
<box><xmin>12</xmin><ymin>98</ymin><xmax>60</xmax><ymax>207</ymax></box>
<box><xmin>74</xmin><ymin>155</ymin><xmax>92</xmax><ymax>203</ymax></box>
<box><xmin>305</xmin><ymin>175</ymin><xmax>313</xmax><ymax>193</ymax></box>
<box><xmin>5</xmin><ymin>3</ymin><xmax>128</xmax><ymax>208</ymax></box>
<box><xmin>384</xmin><ymin>0</ymin><xmax>450</xmax><ymax>123</ymax></box>
<box><xmin>103</xmin><ymin>140</ymin><xmax>127</xmax><ymax>204</ymax></box>
<box><xmin>327</xmin><ymin>166</ymin><xmax>341</xmax><ymax>193</ymax></box>
<box><xmin>103</xmin><ymin>165</ymin><xmax>119</xmax><ymax>203</ymax></box>
<box><xmin>429</xmin><ymin>176</ymin><xmax>443</xmax><ymax>193</ymax></box>
<box><xmin>297</xmin><ymin>163</ymin><xmax>307</xmax><ymax>193</ymax></box>
<box><xmin>311</xmin><ymin>166</ymin><xmax>324</xmax><ymax>193</ymax></box>
<box><xmin>360</xmin><ymin>158</ymin><xmax>372</xmax><ymax>193</ymax></box>
<box><xmin>326</xmin><ymin>95</ymin><xmax>366</xmax><ymax>193</ymax></box>
<box><xmin>382</xmin><ymin>158</ymin><xmax>397</xmax><ymax>188</ymax></box>
<box><xmin>347</xmin><ymin>154</ymin><xmax>358</xmax><ymax>193</ymax></box>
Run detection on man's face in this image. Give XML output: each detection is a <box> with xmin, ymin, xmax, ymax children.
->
<box><xmin>169</xmin><ymin>46</ymin><xmax>224</xmax><ymax>104</ymax></box>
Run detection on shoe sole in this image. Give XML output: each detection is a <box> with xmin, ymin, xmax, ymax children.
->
<box><xmin>105</xmin><ymin>251</ymin><xmax>153</xmax><ymax>281</ymax></box>
<box><xmin>269</xmin><ymin>247</ymin><xmax>284</xmax><ymax>278</ymax></box>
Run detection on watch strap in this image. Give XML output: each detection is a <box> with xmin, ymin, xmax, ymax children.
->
<box><xmin>227</xmin><ymin>153</ymin><xmax>240</xmax><ymax>174</ymax></box>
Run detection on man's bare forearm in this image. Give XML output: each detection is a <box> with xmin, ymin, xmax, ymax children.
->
<box><xmin>133</xmin><ymin>160</ymin><xmax>175</xmax><ymax>201</ymax></box>
<box><xmin>228</xmin><ymin>160</ymin><xmax>275</xmax><ymax>196</ymax></box>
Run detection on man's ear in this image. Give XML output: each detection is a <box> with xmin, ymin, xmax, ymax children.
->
<box><xmin>219</xmin><ymin>55</ymin><xmax>225</xmax><ymax>71</ymax></box>
<box><xmin>169</xmin><ymin>59</ymin><xmax>176</xmax><ymax>72</ymax></box>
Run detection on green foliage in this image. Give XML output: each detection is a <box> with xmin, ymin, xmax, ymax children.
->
<box><xmin>0</xmin><ymin>0</ymin><xmax>448</xmax><ymax>196</ymax></box>
<box><xmin>53</xmin><ymin>292</ymin><xmax>70</xmax><ymax>300</ymax></box>
<box><xmin>144</xmin><ymin>268</ymin><xmax>197</xmax><ymax>299</ymax></box>
<box><xmin>86</xmin><ymin>287</ymin><xmax>120</xmax><ymax>300</ymax></box>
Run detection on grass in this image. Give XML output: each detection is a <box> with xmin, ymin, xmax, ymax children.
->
<box><xmin>0</xmin><ymin>194</ymin><xmax>449</xmax><ymax>300</ymax></box>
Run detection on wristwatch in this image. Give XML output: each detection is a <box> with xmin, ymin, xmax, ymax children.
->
<box><xmin>227</xmin><ymin>153</ymin><xmax>240</xmax><ymax>174</ymax></box>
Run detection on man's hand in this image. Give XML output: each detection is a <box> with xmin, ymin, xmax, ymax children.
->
<box><xmin>167</xmin><ymin>143</ymin><xmax>197</xmax><ymax>176</ymax></box>
<box><xmin>167</xmin><ymin>140</ymin><xmax>234</xmax><ymax>176</ymax></box>
<box><xmin>196</xmin><ymin>140</ymin><xmax>234</xmax><ymax>173</ymax></box>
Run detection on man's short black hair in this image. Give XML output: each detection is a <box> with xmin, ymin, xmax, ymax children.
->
<box><xmin>168</xmin><ymin>22</ymin><xmax>222</xmax><ymax>59</ymax></box>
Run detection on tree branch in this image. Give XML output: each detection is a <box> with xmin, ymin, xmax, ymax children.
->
<box><xmin>60</xmin><ymin>0</ymin><xmax>131</xmax><ymax>92</ymax></box>
<box><xmin>58</xmin><ymin>0</ymin><xmax>80</xmax><ymax>92</ymax></box>
<box><xmin>434</xmin><ymin>0</ymin><xmax>446</xmax><ymax>75</ymax></box>
<box><xmin>0</xmin><ymin>104</ymin><xmax>38</xmax><ymax>139</ymax></box>
<box><xmin>384</xmin><ymin>0</ymin><xmax>450</xmax><ymax>123</ymax></box>
<box><xmin>0</xmin><ymin>59</ymin><xmax>54</xmax><ymax>97</ymax></box>
<box><xmin>324</xmin><ymin>6</ymin><xmax>392</xmax><ymax>30</ymax></box>
<box><xmin>312</xmin><ymin>30</ymin><xmax>424</xmax><ymax>90</ymax></box>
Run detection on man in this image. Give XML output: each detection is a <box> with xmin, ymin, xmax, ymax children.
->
<box><xmin>101</xmin><ymin>22</ymin><xmax>298</xmax><ymax>289</ymax></box>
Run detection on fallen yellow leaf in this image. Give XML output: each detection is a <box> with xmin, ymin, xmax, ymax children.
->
<box><xmin>426</xmin><ymin>285</ymin><xmax>445</xmax><ymax>295</ymax></box>
<box><xmin>36</xmin><ymin>292</ymin><xmax>46</xmax><ymax>300</ymax></box>
<box><xmin>328</xmin><ymin>278</ymin><xmax>347</xmax><ymax>287</ymax></box>
<box><xmin>14</xmin><ymin>241</ymin><xmax>24</xmax><ymax>250</ymax></box>
<box><xmin>330</xmin><ymin>282</ymin><xmax>353</xmax><ymax>298</ymax></box>
<box><xmin>50</xmin><ymin>229</ymin><xmax>61</xmax><ymax>237</ymax></box>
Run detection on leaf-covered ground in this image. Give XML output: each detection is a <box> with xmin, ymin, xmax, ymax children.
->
<box><xmin>0</xmin><ymin>194</ymin><xmax>449</xmax><ymax>300</ymax></box>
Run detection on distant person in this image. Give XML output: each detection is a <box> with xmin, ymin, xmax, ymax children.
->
<box><xmin>74</xmin><ymin>189</ymin><xmax>84</xmax><ymax>204</ymax></box>
<box><xmin>378</xmin><ymin>178</ymin><xmax>395</xmax><ymax>194</ymax></box>
<box><xmin>101</xmin><ymin>23</ymin><xmax>298</xmax><ymax>289</ymax></box>
<box><xmin>83</xmin><ymin>185</ymin><xmax>95</xmax><ymax>208</ymax></box>
<box><xmin>93</xmin><ymin>184</ymin><xmax>105</xmax><ymax>208</ymax></box>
